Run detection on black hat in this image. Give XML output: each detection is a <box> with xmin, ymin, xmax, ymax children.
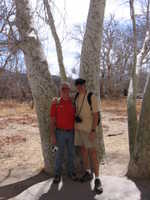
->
<box><xmin>75</xmin><ymin>78</ymin><xmax>86</xmax><ymax>86</ymax></box>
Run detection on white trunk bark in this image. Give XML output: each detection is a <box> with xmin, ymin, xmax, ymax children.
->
<box><xmin>15</xmin><ymin>0</ymin><xmax>57</xmax><ymax>174</ymax></box>
<box><xmin>80</xmin><ymin>0</ymin><xmax>105</xmax><ymax>96</ymax></box>
<box><xmin>127</xmin><ymin>0</ymin><xmax>137</xmax><ymax>156</ymax></box>
<box><xmin>136</xmin><ymin>31</ymin><xmax>150</xmax><ymax>75</ymax></box>
<box><xmin>127</xmin><ymin>0</ymin><xmax>150</xmax><ymax>178</ymax></box>
<box><xmin>80</xmin><ymin>0</ymin><xmax>106</xmax><ymax>161</ymax></box>
<box><xmin>127</xmin><ymin>74</ymin><xmax>150</xmax><ymax>178</ymax></box>
<box><xmin>43</xmin><ymin>0</ymin><xmax>67</xmax><ymax>81</ymax></box>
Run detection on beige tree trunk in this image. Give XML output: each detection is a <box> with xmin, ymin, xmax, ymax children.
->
<box><xmin>80</xmin><ymin>0</ymin><xmax>106</xmax><ymax>161</ymax></box>
<box><xmin>43</xmin><ymin>0</ymin><xmax>67</xmax><ymax>81</ymax></box>
<box><xmin>127</xmin><ymin>0</ymin><xmax>137</xmax><ymax>156</ymax></box>
<box><xmin>127</xmin><ymin>74</ymin><xmax>150</xmax><ymax>178</ymax></box>
<box><xmin>14</xmin><ymin>0</ymin><xmax>57</xmax><ymax>174</ymax></box>
<box><xmin>127</xmin><ymin>0</ymin><xmax>150</xmax><ymax>178</ymax></box>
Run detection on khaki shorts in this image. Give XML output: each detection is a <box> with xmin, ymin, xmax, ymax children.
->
<box><xmin>75</xmin><ymin>129</ymin><xmax>97</xmax><ymax>148</ymax></box>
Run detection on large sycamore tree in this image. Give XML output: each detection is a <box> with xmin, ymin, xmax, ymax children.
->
<box><xmin>14</xmin><ymin>0</ymin><xmax>106</xmax><ymax>174</ymax></box>
<box><xmin>14</xmin><ymin>0</ymin><xmax>57</xmax><ymax>173</ymax></box>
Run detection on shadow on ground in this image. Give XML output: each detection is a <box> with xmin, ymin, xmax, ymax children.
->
<box><xmin>129</xmin><ymin>178</ymin><xmax>150</xmax><ymax>200</ymax></box>
<box><xmin>38</xmin><ymin>179</ymin><xmax>95</xmax><ymax>200</ymax></box>
<box><xmin>0</xmin><ymin>172</ymin><xmax>150</xmax><ymax>200</ymax></box>
<box><xmin>0</xmin><ymin>171</ymin><xmax>49</xmax><ymax>200</ymax></box>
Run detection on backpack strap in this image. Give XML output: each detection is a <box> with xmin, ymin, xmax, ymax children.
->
<box><xmin>74</xmin><ymin>92</ymin><xmax>79</xmax><ymax>106</ymax></box>
<box><xmin>74</xmin><ymin>92</ymin><xmax>93</xmax><ymax>110</ymax></box>
<box><xmin>74</xmin><ymin>92</ymin><xmax>79</xmax><ymax>102</ymax></box>
<box><xmin>87</xmin><ymin>92</ymin><xmax>100</xmax><ymax>125</ymax></box>
<box><xmin>87</xmin><ymin>92</ymin><xmax>93</xmax><ymax>111</ymax></box>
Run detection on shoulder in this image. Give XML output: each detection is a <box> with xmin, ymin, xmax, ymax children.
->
<box><xmin>91</xmin><ymin>94</ymin><xmax>98</xmax><ymax>100</ymax></box>
<box><xmin>52</xmin><ymin>97</ymin><xmax>61</xmax><ymax>103</ymax></box>
<box><xmin>51</xmin><ymin>97</ymin><xmax>61</xmax><ymax>107</ymax></box>
<box><xmin>89</xmin><ymin>93</ymin><xmax>99</xmax><ymax>104</ymax></box>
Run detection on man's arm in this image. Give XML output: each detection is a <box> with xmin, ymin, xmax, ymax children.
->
<box><xmin>89</xmin><ymin>112</ymin><xmax>98</xmax><ymax>141</ymax></box>
<box><xmin>89</xmin><ymin>95</ymin><xmax>100</xmax><ymax>141</ymax></box>
<box><xmin>91</xmin><ymin>112</ymin><xmax>99</xmax><ymax>131</ymax></box>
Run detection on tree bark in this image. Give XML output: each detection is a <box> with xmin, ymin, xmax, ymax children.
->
<box><xmin>127</xmin><ymin>0</ymin><xmax>150</xmax><ymax>178</ymax></box>
<box><xmin>127</xmin><ymin>74</ymin><xmax>150</xmax><ymax>178</ymax></box>
<box><xmin>127</xmin><ymin>0</ymin><xmax>137</xmax><ymax>156</ymax></box>
<box><xmin>43</xmin><ymin>0</ymin><xmax>67</xmax><ymax>81</ymax></box>
<box><xmin>80</xmin><ymin>0</ymin><xmax>106</xmax><ymax>161</ymax></box>
<box><xmin>14</xmin><ymin>0</ymin><xmax>57</xmax><ymax>174</ymax></box>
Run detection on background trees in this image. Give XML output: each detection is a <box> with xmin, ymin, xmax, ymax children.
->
<box><xmin>1</xmin><ymin>0</ymin><xmax>150</xmax><ymax>100</ymax></box>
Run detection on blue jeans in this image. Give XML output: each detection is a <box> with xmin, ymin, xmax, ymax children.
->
<box><xmin>55</xmin><ymin>129</ymin><xmax>75</xmax><ymax>176</ymax></box>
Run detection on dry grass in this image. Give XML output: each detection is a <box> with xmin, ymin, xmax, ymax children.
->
<box><xmin>0</xmin><ymin>98</ymin><xmax>142</xmax><ymax>117</ymax></box>
<box><xmin>0</xmin><ymin>100</ymin><xmax>37</xmax><ymax>130</ymax></box>
<box><xmin>0</xmin><ymin>100</ymin><xmax>34</xmax><ymax>117</ymax></box>
<box><xmin>101</xmin><ymin>98</ymin><xmax>142</xmax><ymax>116</ymax></box>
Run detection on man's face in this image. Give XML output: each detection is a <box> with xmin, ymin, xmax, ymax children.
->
<box><xmin>61</xmin><ymin>84</ymin><xmax>70</xmax><ymax>97</ymax></box>
<box><xmin>76</xmin><ymin>84</ymin><xmax>84</xmax><ymax>93</ymax></box>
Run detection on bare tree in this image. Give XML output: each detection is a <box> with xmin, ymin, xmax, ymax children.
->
<box><xmin>43</xmin><ymin>0</ymin><xmax>67</xmax><ymax>81</ymax></box>
<box><xmin>0</xmin><ymin>0</ymin><xmax>19</xmax><ymax>72</ymax></box>
<box><xmin>71</xmin><ymin>17</ymin><xmax>134</xmax><ymax>97</ymax></box>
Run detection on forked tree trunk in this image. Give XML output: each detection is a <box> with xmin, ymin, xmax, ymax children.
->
<box><xmin>80</xmin><ymin>0</ymin><xmax>106</xmax><ymax>161</ymax></box>
<box><xmin>127</xmin><ymin>0</ymin><xmax>150</xmax><ymax>178</ymax></box>
<box><xmin>127</xmin><ymin>74</ymin><xmax>150</xmax><ymax>178</ymax></box>
<box><xmin>15</xmin><ymin>0</ymin><xmax>57</xmax><ymax>174</ymax></box>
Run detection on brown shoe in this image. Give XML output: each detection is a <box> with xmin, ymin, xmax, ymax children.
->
<box><xmin>79</xmin><ymin>171</ymin><xmax>93</xmax><ymax>183</ymax></box>
<box><xmin>68</xmin><ymin>172</ymin><xmax>78</xmax><ymax>181</ymax></box>
<box><xmin>53</xmin><ymin>175</ymin><xmax>61</xmax><ymax>184</ymax></box>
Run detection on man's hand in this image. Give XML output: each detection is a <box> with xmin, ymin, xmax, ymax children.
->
<box><xmin>88</xmin><ymin>130</ymin><xmax>96</xmax><ymax>141</ymax></box>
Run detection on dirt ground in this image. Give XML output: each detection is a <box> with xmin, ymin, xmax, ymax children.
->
<box><xmin>0</xmin><ymin>98</ymin><xmax>142</xmax><ymax>186</ymax></box>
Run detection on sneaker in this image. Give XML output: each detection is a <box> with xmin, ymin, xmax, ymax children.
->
<box><xmin>53</xmin><ymin>175</ymin><xmax>61</xmax><ymax>184</ymax></box>
<box><xmin>79</xmin><ymin>171</ymin><xmax>93</xmax><ymax>183</ymax></box>
<box><xmin>94</xmin><ymin>178</ymin><xmax>103</xmax><ymax>194</ymax></box>
<box><xmin>68</xmin><ymin>172</ymin><xmax>78</xmax><ymax>181</ymax></box>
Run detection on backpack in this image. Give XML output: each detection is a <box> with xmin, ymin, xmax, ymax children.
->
<box><xmin>74</xmin><ymin>92</ymin><xmax>101</xmax><ymax>126</ymax></box>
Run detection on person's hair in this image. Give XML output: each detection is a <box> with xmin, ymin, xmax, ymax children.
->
<box><xmin>74</xmin><ymin>78</ymin><xmax>86</xmax><ymax>86</ymax></box>
<box><xmin>60</xmin><ymin>81</ymin><xmax>70</xmax><ymax>89</ymax></box>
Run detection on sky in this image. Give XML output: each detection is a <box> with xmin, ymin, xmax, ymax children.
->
<box><xmin>39</xmin><ymin>0</ymin><xmax>131</xmax><ymax>77</ymax></box>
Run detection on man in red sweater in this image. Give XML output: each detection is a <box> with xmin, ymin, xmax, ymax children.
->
<box><xmin>50</xmin><ymin>82</ymin><xmax>76</xmax><ymax>184</ymax></box>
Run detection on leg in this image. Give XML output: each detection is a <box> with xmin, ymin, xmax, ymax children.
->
<box><xmin>89</xmin><ymin>148</ymin><xmax>99</xmax><ymax>177</ymax></box>
<box><xmin>55</xmin><ymin>131</ymin><xmax>65</xmax><ymax>177</ymax></box>
<box><xmin>66</xmin><ymin>131</ymin><xmax>75</xmax><ymax>176</ymax></box>
<box><xmin>89</xmin><ymin>147</ymin><xmax>103</xmax><ymax>194</ymax></box>
<box><xmin>81</xmin><ymin>146</ymin><xmax>90</xmax><ymax>171</ymax></box>
<box><xmin>79</xmin><ymin>146</ymin><xmax>93</xmax><ymax>182</ymax></box>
